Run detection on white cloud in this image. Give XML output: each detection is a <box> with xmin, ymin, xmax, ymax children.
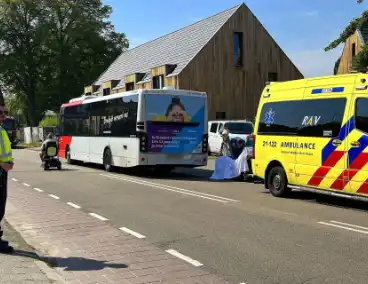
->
<box><xmin>288</xmin><ymin>47</ymin><xmax>343</xmax><ymax>78</ymax></box>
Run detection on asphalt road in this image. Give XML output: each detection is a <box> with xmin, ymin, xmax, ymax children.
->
<box><xmin>10</xmin><ymin>149</ymin><xmax>368</xmax><ymax>284</ymax></box>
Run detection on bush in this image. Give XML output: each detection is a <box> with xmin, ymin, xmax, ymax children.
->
<box><xmin>39</xmin><ymin>115</ymin><xmax>59</xmax><ymax>127</ymax></box>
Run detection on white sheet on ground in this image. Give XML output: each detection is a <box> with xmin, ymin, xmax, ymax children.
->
<box><xmin>210</xmin><ymin>147</ymin><xmax>249</xmax><ymax>180</ymax></box>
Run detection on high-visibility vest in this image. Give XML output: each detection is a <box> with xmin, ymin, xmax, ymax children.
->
<box><xmin>0</xmin><ymin>127</ymin><xmax>13</xmax><ymax>163</ymax></box>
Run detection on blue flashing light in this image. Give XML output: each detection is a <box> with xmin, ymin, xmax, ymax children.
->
<box><xmin>311</xmin><ymin>87</ymin><xmax>344</xmax><ymax>94</ymax></box>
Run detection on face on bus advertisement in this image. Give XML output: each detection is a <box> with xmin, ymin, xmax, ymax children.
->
<box><xmin>145</xmin><ymin>94</ymin><xmax>205</xmax><ymax>153</ymax></box>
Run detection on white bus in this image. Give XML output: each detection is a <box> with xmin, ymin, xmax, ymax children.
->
<box><xmin>58</xmin><ymin>89</ymin><xmax>208</xmax><ymax>172</ymax></box>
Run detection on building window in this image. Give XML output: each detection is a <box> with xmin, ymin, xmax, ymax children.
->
<box><xmin>152</xmin><ymin>75</ymin><xmax>164</xmax><ymax>89</ymax></box>
<box><xmin>352</xmin><ymin>43</ymin><xmax>356</xmax><ymax>57</ymax></box>
<box><xmin>268</xmin><ymin>72</ymin><xmax>278</xmax><ymax>82</ymax></box>
<box><xmin>216</xmin><ymin>112</ymin><xmax>226</xmax><ymax>119</ymax></box>
<box><xmin>233</xmin><ymin>32</ymin><xmax>243</xmax><ymax>67</ymax></box>
<box><xmin>125</xmin><ymin>82</ymin><xmax>134</xmax><ymax>91</ymax></box>
<box><xmin>103</xmin><ymin>88</ymin><xmax>110</xmax><ymax>96</ymax></box>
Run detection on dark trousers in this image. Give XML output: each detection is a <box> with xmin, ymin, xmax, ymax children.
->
<box><xmin>0</xmin><ymin>170</ymin><xmax>7</xmax><ymax>240</ymax></box>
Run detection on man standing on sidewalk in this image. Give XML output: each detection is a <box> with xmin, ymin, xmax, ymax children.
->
<box><xmin>0</xmin><ymin>102</ymin><xmax>14</xmax><ymax>253</ymax></box>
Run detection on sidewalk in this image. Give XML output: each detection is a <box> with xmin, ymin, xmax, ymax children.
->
<box><xmin>0</xmin><ymin>221</ymin><xmax>63</xmax><ymax>283</ymax></box>
<box><xmin>6</xmin><ymin>181</ymin><xmax>231</xmax><ymax>284</ymax></box>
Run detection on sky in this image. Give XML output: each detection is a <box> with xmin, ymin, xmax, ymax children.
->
<box><xmin>103</xmin><ymin>0</ymin><xmax>368</xmax><ymax>78</ymax></box>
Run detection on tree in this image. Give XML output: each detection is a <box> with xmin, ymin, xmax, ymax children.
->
<box><xmin>0</xmin><ymin>0</ymin><xmax>48</xmax><ymax>126</ymax></box>
<box><xmin>0</xmin><ymin>0</ymin><xmax>128</xmax><ymax>125</ymax></box>
<box><xmin>39</xmin><ymin>0</ymin><xmax>128</xmax><ymax>112</ymax></box>
<box><xmin>325</xmin><ymin>10</ymin><xmax>368</xmax><ymax>72</ymax></box>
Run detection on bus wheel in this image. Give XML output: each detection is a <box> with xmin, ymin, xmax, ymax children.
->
<box><xmin>267</xmin><ymin>166</ymin><xmax>291</xmax><ymax>198</ymax></box>
<box><xmin>103</xmin><ymin>148</ymin><xmax>113</xmax><ymax>172</ymax></box>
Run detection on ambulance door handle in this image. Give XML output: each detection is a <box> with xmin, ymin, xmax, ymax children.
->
<box><xmin>350</xmin><ymin>141</ymin><xmax>360</xmax><ymax>147</ymax></box>
<box><xmin>123</xmin><ymin>145</ymin><xmax>127</xmax><ymax>150</ymax></box>
<box><xmin>332</xmin><ymin>139</ymin><xmax>342</xmax><ymax>146</ymax></box>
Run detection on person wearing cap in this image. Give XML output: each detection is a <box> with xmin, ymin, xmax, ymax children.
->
<box><xmin>39</xmin><ymin>133</ymin><xmax>56</xmax><ymax>166</ymax></box>
<box><xmin>0</xmin><ymin>102</ymin><xmax>14</xmax><ymax>253</ymax></box>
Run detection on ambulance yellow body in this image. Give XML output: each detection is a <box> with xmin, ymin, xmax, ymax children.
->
<box><xmin>252</xmin><ymin>73</ymin><xmax>368</xmax><ymax>201</ymax></box>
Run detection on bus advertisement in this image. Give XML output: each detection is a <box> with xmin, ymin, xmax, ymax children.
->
<box><xmin>145</xmin><ymin>94</ymin><xmax>206</xmax><ymax>154</ymax></box>
<box><xmin>58</xmin><ymin>89</ymin><xmax>208</xmax><ymax>172</ymax></box>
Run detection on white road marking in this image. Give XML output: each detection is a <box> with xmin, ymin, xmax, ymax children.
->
<box><xmin>89</xmin><ymin>213</ymin><xmax>108</xmax><ymax>221</ymax></box>
<box><xmin>33</xmin><ymin>188</ymin><xmax>43</xmax><ymax>192</ymax></box>
<box><xmin>329</xmin><ymin>220</ymin><xmax>368</xmax><ymax>231</ymax></box>
<box><xmin>166</xmin><ymin>249</ymin><xmax>203</xmax><ymax>267</ymax></box>
<box><xmin>11</xmin><ymin>178</ymin><xmax>18</xmax><ymax>182</ymax></box>
<box><xmin>48</xmin><ymin>194</ymin><xmax>60</xmax><ymax>200</ymax></box>
<box><xmin>100</xmin><ymin>173</ymin><xmax>238</xmax><ymax>203</ymax></box>
<box><xmin>119</xmin><ymin>227</ymin><xmax>146</xmax><ymax>239</ymax></box>
<box><xmin>22</xmin><ymin>183</ymin><xmax>30</xmax><ymax>187</ymax></box>
<box><xmin>318</xmin><ymin>221</ymin><xmax>368</xmax><ymax>235</ymax></box>
<box><xmin>67</xmin><ymin>202</ymin><xmax>81</xmax><ymax>209</ymax></box>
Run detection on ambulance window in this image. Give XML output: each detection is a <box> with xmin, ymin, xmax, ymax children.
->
<box><xmin>258</xmin><ymin>101</ymin><xmax>300</xmax><ymax>135</ymax></box>
<box><xmin>355</xmin><ymin>98</ymin><xmax>368</xmax><ymax>133</ymax></box>
<box><xmin>298</xmin><ymin>98</ymin><xmax>346</xmax><ymax>138</ymax></box>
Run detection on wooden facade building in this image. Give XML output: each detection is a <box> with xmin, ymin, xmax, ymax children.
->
<box><xmin>335</xmin><ymin>21</ymin><xmax>368</xmax><ymax>74</ymax></box>
<box><xmin>85</xmin><ymin>3</ymin><xmax>303</xmax><ymax>120</ymax></box>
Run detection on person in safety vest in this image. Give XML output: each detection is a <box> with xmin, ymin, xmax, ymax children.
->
<box><xmin>0</xmin><ymin>102</ymin><xmax>14</xmax><ymax>253</ymax></box>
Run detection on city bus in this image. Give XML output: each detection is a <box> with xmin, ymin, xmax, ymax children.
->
<box><xmin>58</xmin><ymin>88</ymin><xmax>208</xmax><ymax>172</ymax></box>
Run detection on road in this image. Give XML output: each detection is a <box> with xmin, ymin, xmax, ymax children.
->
<box><xmin>10</xmin><ymin>148</ymin><xmax>368</xmax><ymax>284</ymax></box>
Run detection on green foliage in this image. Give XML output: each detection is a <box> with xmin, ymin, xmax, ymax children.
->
<box><xmin>325</xmin><ymin>10</ymin><xmax>368</xmax><ymax>51</ymax></box>
<box><xmin>334</xmin><ymin>57</ymin><xmax>342</xmax><ymax>75</ymax></box>
<box><xmin>0</xmin><ymin>0</ymin><xmax>129</xmax><ymax>126</ymax></box>
<box><xmin>39</xmin><ymin>115</ymin><xmax>58</xmax><ymax>127</ymax></box>
<box><xmin>353</xmin><ymin>43</ymin><xmax>368</xmax><ymax>70</ymax></box>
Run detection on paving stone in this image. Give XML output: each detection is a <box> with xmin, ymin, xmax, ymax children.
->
<box><xmin>6</xmin><ymin>182</ymin><xmax>231</xmax><ymax>284</ymax></box>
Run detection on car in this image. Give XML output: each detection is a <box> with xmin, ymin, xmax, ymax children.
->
<box><xmin>208</xmin><ymin>120</ymin><xmax>254</xmax><ymax>155</ymax></box>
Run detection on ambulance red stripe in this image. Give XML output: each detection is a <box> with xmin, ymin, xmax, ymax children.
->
<box><xmin>307</xmin><ymin>151</ymin><xmax>344</xmax><ymax>186</ymax></box>
<box><xmin>330</xmin><ymin>152</ymin><xmax>368</xmax><ymax>190</ymax></box>
<box><xmin>358</xmin><ymin>179</ymin><xmax>368</xmax><ymax>194</ymax></box>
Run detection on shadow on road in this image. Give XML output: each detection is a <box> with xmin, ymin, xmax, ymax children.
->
<box><xmin>263</xmin><ymin>190</ymin><xmax>368</xmax><ymax>212</ymax></box>
<box><xmin>13</xmin><ymin>250</ymin><xmax>128</xmax><ymax>271</ymax></box>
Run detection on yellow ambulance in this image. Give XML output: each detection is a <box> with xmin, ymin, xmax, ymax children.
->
<box><xmin>252</xmin><ymin>73</ymin><xmax>368</xmax><ymax>201</ymax></box>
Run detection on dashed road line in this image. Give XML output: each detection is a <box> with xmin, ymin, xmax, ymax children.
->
<box><xmin>89</xmin><ymin>213</ymin><xmax>108</xmax><ymax>221</ymax></box>
<box><xmin>318</xmin><ymin>221</ymin><xmax>368</xmax><ymax>235</ymax></box>
<box><xmin>67</xmin><ymin>202</ymin><xmax>81</xmax><ymax>209</ymax></box>
<box><xmin>22</xmin><ymin>182</ymin><xmax>30</xmax><ymax>187</ymax></box>
<box><xmin>33</xmin><ymin>188</ymin><xmax>43</xmax><ymax>192</ymax></box>
<box><xmin>11</xmin><ymin>178</ymin><xmax>18</xmax><ymax>182</ymax></box>
<box><xmin>119</xmin><ymin>227</ymin><xmax>146</xmax><ymax>239</ymax></box>
<box><xmin>165</xmin><ymin>249</ymin><xmax>203</xmax><ymax>267</ymax></box>
<box><xmin>48</xmin><ymin>194</ymin><xmax>60</xmax><ymax>200</ymax></box>
<box><xmin>101</xmin><ymin>173</ymin><xmax>238</xmax><ymax>203</ymax></box>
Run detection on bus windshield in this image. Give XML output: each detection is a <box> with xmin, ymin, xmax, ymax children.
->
<box><xmin>145</xmin><ymin>93</ymin><xmax>206</xmax><ymax>154</ymax></box>
<box><xmin>227</xmin><ymin>122</ymin><xmax>253</xmax><ymax>134</ymax></box>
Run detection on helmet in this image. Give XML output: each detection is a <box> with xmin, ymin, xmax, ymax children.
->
<box><xmin>47</xmin><ymin>133</ymin><xmax>53</xmax><ymax>139</ymax></box>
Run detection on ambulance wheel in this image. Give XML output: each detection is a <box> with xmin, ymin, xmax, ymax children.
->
<box><xmin>267</xmin><ymin>166</ymin><xmax>291</xmax><ymax>198</ymax></box>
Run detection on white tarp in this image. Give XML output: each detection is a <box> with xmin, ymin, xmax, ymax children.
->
<box><xmin>210</xmin><ymin>147</ymin><xmax>249</xmax><ymax>180</ymax></box>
